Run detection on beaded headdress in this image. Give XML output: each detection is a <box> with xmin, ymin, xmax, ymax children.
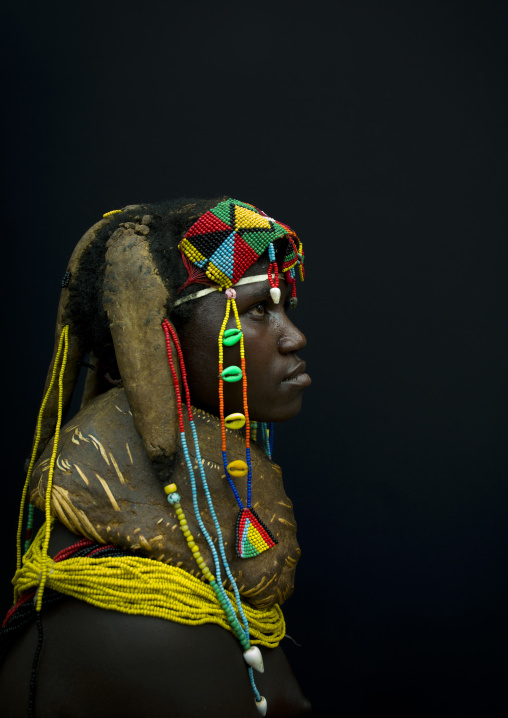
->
<box><xmin>179</xmin><ymin>197</ymin><xmax>304</xmax><ymax>304</ymax></box>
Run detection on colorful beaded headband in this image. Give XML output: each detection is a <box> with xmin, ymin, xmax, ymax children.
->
<box><xmin>179</xmin><ymin>197</ymin><xmax>304</xmax><ymax>305</ymax></box>
<box><xmin>173</xmin><ymin>274</ymin><xmax>280</xmax><ymax>307</ymax></box>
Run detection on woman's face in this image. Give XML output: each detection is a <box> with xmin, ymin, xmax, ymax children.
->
<box><xmin>177</xmin><ymin>261</ymin><xmax>311</xmax><ymax>422</ymax></box>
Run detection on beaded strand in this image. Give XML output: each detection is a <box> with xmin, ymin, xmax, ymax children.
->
<box><xmin>167</xmin><ymin>319</ymin><xmax>256</xmax><ymax>638</ymax></box>
<box><xmin>36</xmin><ymin>325</ymin><xmax>69</xmax><ymax>612</ymax></box>
<box><xmin>15</xmin><ymin>325</ymin><xmax>69</xmax><ymax>610</ymax></box>
<box><xmin>217</xmin><ymin>297</ymin><xmax>277</xmax><ymax>564</ymax></box>
<box><xmin>162</xmin><ymin>319</ymin><xmax>251</xmax><ymax>639</ymax></box>
<box><xmin>162</xmin><ymin>326</ymin><xmax>253</xmax><ymax>632</ymax></box>
<box><xmin>218</xmin><ymin>296</ymin><xmax>254</xmax><ymax>509</ymax></box>
<box><xmin>162</xmin><ymin>320</ymin><xmax>266</xmax><ymax>708</ymax></box>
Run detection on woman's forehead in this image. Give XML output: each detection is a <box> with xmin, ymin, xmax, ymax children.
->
<box><xmin>197</xmin><ymin>276</ymin><xmax>289</xmax><ymax>315</ymax></box>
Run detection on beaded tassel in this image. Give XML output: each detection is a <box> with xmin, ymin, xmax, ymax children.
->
<box><xmin>218</xmin><ymin>296</ymin><xmax>277</xmax><ymax>559</ymax></box>
<box><xmin>267</xmin><ymin>241</ymin><xmax>281</xmax><ymax>304</ymax></box>
<box><xmin>15</xmin><ymin>325</ymin><xmax>69</xmax><ymax>609</ymax></box>
<box><xmin>162</xmin><ymin>320</ymin><xmax>266</xmax><ymax>708</ymax></box>
<box><xmin>256</xmin><ymin>422</ymin><xmax>274</xmax><ymax>460</ymax></box>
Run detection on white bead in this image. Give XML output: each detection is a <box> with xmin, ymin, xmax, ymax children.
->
<box><xmin>255</xmin><ymin>696</ymin><xmax>268</xmax><ymax>716</ymax></box>
<box><xmin>270</xmin><ymin>287</ymin><xmax>281</xmax><ymax>304</ymax></box>
<box><xmin>243</xmin><ymin>645</ymin><xmax>264</xmax><ymax>673</ymax></box>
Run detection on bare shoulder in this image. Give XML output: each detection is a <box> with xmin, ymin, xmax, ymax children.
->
<box><xmin>0</xmin><ymin>598</ymin><xmax>311</xmax><ymax>717</ymax></box>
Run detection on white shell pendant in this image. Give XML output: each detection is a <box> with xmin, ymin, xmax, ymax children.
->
<box><xmin>270</xmin><ymin>287</ymin><xmax>281</xmax><ymax>304</ymax></box>
<box><xmin>243</xmin><ymin>645</ymin><xmax>264</xmax><ymax>673</ymax></box>
<box><xmin>255</xmin><ymin>696</ymin><xmax>268</xmax><ymax>716</ymax></box>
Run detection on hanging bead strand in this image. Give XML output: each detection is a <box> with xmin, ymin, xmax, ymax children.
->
<box><xmin>163</xmin><ymin>321</ymin><xmax>255</xmax><ymax>651</ymax></box>
<box><xmin>230</xmin><ymin>297</ymin><xmax>253</xmax><ymax>508</ymax></box>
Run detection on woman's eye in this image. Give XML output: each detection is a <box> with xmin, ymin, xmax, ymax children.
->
<box><xmin>248</xmin><ymin>302</ymin><xmax>266</xmax><ymax>317</ymax></box>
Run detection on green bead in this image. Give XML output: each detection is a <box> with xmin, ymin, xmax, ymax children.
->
<box><xmin>221</xmin><ymin>365</ymin><xmax>243</xmax><ymax>382</ymax></box>
<box><xmin>223</xmin><ymin>328</ymin><xmax>242</xmax><ymax>346</ymax></box>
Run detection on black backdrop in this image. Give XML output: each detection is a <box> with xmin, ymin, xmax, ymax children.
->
<box><xmin>2</xmin><ymin>2</ymin><xmax>507</xmax><ymax>716</ymax></box>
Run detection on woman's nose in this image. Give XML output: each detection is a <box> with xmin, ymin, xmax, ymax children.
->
<box><xmin>278</xmin><ymin>316</ymin><xmax>307</xmax><ymax>354</ymax></box>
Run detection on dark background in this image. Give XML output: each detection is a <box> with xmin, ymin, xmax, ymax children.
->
<box><xmin>2</xmin><ymin>1</ymin><xmax>507</xmax><ymax>716</ymax></box>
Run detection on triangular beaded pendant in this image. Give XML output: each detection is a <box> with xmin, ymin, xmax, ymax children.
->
<box><xmin>235</xmin><ymin>508</ymin><xmax>277</xmax><ymax>559</ymax></box>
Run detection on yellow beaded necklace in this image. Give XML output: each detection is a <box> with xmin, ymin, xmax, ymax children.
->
<box><xmin>13</xmin><ymin>520</ymin><xmax>285</xmax><ymax>648</ymax></box>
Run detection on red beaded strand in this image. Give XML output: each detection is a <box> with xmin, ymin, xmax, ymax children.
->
<box><xmin>267</xmin><ymin>261</ymin><xmax>279</xmax><ymax>290</ymax></box>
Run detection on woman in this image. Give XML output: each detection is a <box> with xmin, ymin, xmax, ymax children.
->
<box><xmin>0</xmin><ymin>197</ymin><xmax>312</xmax><ymax>716</ymax></box>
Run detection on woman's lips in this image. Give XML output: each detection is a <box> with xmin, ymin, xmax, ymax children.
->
<box><xmin>282</xmin><ymin>362</ymin><xmax>312</xmax><ymax>387</ymax></box>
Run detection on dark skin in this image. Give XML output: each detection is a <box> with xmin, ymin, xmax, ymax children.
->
<box><xmin>0</xmin><ymin>259</ymin><xmax>312</xmax><ymax>717</ymax></box>
<box><xmin>178</xmin><ymin>259</ymin><xmax>311</xmax><ymax>423</ymax></box>
<box><xmin>1</xmin><ymin>526</ymin><xmax>311</xmax><ymax>718</ymax></box>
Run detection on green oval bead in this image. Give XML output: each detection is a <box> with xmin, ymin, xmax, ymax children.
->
<box><xmin>221</xmin><ymin>365</ymin><xmax>243</xmax><ymax>382</ymax></box>
<box><xmin>223</xmin><ymin>328</ymin><xmax>242</xmax><ymax>346</ymax></box>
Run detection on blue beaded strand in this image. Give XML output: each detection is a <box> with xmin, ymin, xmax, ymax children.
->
<box><xmin>24</xmin><ymin>504</ymin><xmax>35</xmax><ymax>554</ymax></box>
<box><xmin>164</xmin><ymin>320</ymin><xmax>262</xmax><ymax>703</ymax></box>
<box><xmin>268</xmin><ymin>422</ymin><xmax>274</xmax><ymax>458</ymax></box>
<box><xmin>246</xmin><ymin>447</ymin><xmax>253</xmax><ymax>508</ymax></box>
<box><xmin>179</xmin><ymin>422</ymin><xmax>252</xmax><ymax>650</ymax></box>
<box><xmin>249</xmin><ymin>666</ymin><xmax>262</xmax><ymax>702</ymax></box>
<box><xmin>188</xmin><ymin>417</ymin><xmax>252</xmax><ymax>644</ymax></box>
<box><xmin>257</xmin><ymin>422</ymin><xmax>271</xmax><ymax>460</ymax></box>
<box><xmin>222</xmin><ymin>449</ymin><xmax>243</xmax><ymax>509</ymax></box>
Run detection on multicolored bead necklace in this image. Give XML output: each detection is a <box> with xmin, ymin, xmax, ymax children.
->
<box><xmin>162</xmin><ymin>319</ymin><xmax>267</xmax><ymax>711</ymax></box>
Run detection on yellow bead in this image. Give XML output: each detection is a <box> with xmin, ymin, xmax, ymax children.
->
<box><xmin>164</xmin><ymin>483</ymin><xmax>178</xmax><ymax>495</ymax></box>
